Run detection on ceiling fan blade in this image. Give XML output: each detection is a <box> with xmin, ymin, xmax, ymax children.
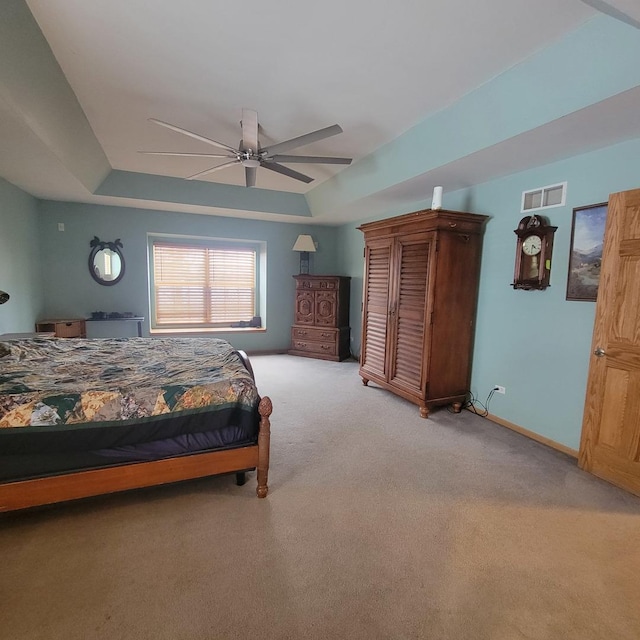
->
<box><xmin>139</xmin><ymin>151</ymin><xmax>235</xmax><ymax>158</ymax></box>
<box><xmin>262</xmin><ymin>124</ymin><xmax>343</xmax><ymax>156</ymax></box>
<box><xmin>241</xmin><ymin>109</ymin><xmax>259</xmax><ymax>152</ymax></box>
<box><xmin>186</xmin><ymin>160</ymin><xmax>240</xmax><ymax>180</ymax></box>
<box><xmin>245</xmin><ymin>166</ymin><xmax>257</xmax><ymax>187</ymax></box>
<box><xmin>260</xmin><ymin>161</ymin><xmax>314</xmax><ymax>184</ymax></box>
<box><xmin>149</xmin><ymin>118</ymin><xmax>237</xmax><ymax>153</ymax></box>
<box><xmin>269</xmin><ymin>154</ymin><xmax>352</xmax><ymax>165</ymax></box>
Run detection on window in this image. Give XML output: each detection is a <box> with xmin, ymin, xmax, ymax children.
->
<box><xmin>521</xmin><ymin>182</ymin><xmax>566</xmax><ymax>213</ymax></box>
<box><xmin>149</xmin><ymin>238</ymin><xmax>260</xmax><ymax>330</ymax></box>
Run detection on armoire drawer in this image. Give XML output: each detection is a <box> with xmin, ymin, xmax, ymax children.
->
<box><xmin>291</xmin><ymin>339</ymin><xmax>337</xmax><ymax>357</ymax></box>
<box><xmin>291</xmin><ymin>326</ymin><xmax>337</xmax><ymax>342</ymax></box>
<box><xmin>296</xmin><ymin>277</ymin><xmax>338</xmax><ymax>290</ymax></box>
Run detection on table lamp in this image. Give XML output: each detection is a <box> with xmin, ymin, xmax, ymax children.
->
<box><xmin>292</xmin><ymin>235</ymin><xmax>316</xmax><ymax>274</ymax></box>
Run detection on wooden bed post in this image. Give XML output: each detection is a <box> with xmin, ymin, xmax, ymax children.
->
<box><xmin>257</xmin><ymin>396</ymin><xmax>272</xmax><ymax>498</ymax></box>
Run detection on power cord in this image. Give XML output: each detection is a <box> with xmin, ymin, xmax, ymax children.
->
<box><xmin>462</xmin><ymin>386</ymin><xmax>498</xmax><ymax>417</ymax></box>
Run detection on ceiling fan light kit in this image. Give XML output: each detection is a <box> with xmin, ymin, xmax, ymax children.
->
<box><xmin>141</xmin><ymin>110</ymin><xmax>352</xmax><ymax>187</ymax></box>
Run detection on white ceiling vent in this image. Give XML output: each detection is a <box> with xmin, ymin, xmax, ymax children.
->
<box><xmin>521</xmin><ymin>182</ymin><xmax>567</xmax><ymax>212</ymax></box>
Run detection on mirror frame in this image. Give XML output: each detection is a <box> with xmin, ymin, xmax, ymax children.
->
<box><xmin>89</xmin><ymin>236</ymin><xmax>125</xmax><ymax>286</ymax></box>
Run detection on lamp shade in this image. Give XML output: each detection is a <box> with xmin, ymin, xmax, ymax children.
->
<box><xmin>292</xmin><ymin>235</ymin><xmax>316</xmax><ymax>253</ymax></box>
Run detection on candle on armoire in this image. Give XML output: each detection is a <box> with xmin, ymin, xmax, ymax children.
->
<box><xmin>432</xmin><ymin>186</ymin><xmax>443</xmax><ymax>210</ymax></box>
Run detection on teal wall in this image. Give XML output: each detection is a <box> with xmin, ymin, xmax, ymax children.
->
<box><xmin>308</xmin><ymin>16</ymin><xmax>640</xmax><ymax>217</ymax></box>
<box><xmin>338</xmin><ymin>137</ymin><xmax>640</xmax><ymax>451</ymax></box>
<box><xmin>2</xmin><ymin>4</ymin><xmax>640</xmax><ymax>460</ymax></box>
<box><xmin>0</xmin><ymin>178</ymin><xmax>43</xmax><ymax>333</ymax></box>
<box><xmin>36</xmin><ymin>201</ymin><xmax>342</xmax><ymax>351</ymax></box>
<box><xmin>5</xmin><ymin>136</ymin><xmax>640</xmax><ymax>450</ymax></box>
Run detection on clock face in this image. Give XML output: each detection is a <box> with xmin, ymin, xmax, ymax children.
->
<box><xmin>522</xmin><ymin>235</ymin><xmax>542</xmax><ymax>256</ymax></box>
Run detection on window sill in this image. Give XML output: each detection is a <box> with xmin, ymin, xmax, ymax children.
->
<box><xmin>149</xmin><ymin>327</ymin><xmax>266</xmax><ymax>336</ymax></box>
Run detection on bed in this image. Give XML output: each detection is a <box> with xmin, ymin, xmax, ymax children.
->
<box><xmin>0</xmin><ymin>336</ymin><xmax>271</xmax><ymax>512</ymax></box>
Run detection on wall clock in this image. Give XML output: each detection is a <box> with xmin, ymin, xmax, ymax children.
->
<box><xmin>512</xmin><ymin>215</ymin><xmax>557</xmax><ymax>290</ymax></box>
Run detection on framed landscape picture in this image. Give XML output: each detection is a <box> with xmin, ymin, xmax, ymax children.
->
<box><xmin>566</xmin><ymin>202</ymin><xmax>608</xmax><ymax>301</ymax></box>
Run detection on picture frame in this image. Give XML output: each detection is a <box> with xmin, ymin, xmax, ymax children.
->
<box><xmin>566</xmin><ymin>202</ymin><xmax>608</xmax><ymax>301</ymax></box>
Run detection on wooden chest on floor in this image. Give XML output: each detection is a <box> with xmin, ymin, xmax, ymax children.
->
<box><xmin>289</xmin><ymin>275</ymin><xmax>351</xmax><ymax>362</ymax></box>
<box><xmin>35</xmin><ymin>319</ymin><xmax>86</xmax><ymax>338</ymax></box>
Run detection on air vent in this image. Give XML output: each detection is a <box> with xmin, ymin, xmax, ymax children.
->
<box><xmin>521</xmin><ymin>182</ymin><xmax>566</xmax><ymax>212</ymax></box>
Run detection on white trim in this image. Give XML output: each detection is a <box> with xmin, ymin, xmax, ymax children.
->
<box><xmin>521</xmin><ymin>181</ymin><xmax>567</xmax><ymax>213</ymax></box>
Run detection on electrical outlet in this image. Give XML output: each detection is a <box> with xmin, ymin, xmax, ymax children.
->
<box><xmin>494</xmin><ymin>385</ymin><xmax>506</xmax><ymax>395</ymax></box>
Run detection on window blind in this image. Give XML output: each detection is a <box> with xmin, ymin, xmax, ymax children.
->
<box><xmin>153</xmin><ymin>241</ymin><xmax>256</xmax><ymax>326</ymax></box>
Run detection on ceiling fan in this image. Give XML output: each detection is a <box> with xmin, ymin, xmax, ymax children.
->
<box><xmin>140</xmin><ymin>109</ymin><xmax>352</xmax><ymax>187</ymax></box>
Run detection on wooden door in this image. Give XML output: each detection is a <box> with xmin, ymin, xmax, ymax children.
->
<box><xmin>579</xmin><ymin>188</ymin><xmax>640</xmax><ymax>496</ymax></box>
<box><xmin>388</xmin><ymin>232</ymin><xmax>434</xmax><ymax>394</ymax></box>
<box><xmin>360</xmin><ymin>238</ymin><xmax>393</xmax><ymax>380</ymax></box>
<box><xmin>315</xmin><ymin>291</ymin><xmax>337</xmax><ymax>326</ymax></box>
<box><xmin>295</xmin><ymin>291</ymin><xmax>314</xmax><ymax>325</ymax></box>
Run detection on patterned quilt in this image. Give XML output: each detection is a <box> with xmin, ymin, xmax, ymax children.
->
<box><xmin>0</xmin><ymin>337</ymin><xmax>258</xmax><ymax>429</ymax></box>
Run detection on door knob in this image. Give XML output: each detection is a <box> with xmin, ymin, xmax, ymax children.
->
<box><xmin>594</xmin><ymin>347</ymin><xmax>606</xmax><ymax>357</ymax></box>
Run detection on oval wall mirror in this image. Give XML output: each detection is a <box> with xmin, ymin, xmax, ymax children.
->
<box><xmin>89</xmin><ymin>237</ymin><xmax>125</xmax><ymax>286</ymax></box>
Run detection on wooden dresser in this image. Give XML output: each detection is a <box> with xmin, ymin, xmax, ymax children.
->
<box><xmin>358</xmin><ymin>208</ymin><xmax>487</xmax><ymax>417</ymax></box>
<box><xmin>289</xmin><ymin>275</ymin><xmax>351</xmax><ymax>361</ymax></box>
<box><xmin>35</xmin><ymin>319</ymin><xmax>86</xmax><ymax>338</ymax></box>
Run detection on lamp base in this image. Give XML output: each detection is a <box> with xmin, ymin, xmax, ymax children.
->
<box><xmin>299</xmin><ymin>251</ymin><xmax>310</xmax><ymax>275</ymax></box>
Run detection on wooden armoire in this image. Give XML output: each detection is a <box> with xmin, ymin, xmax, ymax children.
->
<box><xmin>358</xmin><ymin>208</ymin><xmax>487</xmax><ymax>418</ymax></box>
<box><xmin>289</xmin><ymin>275</ymin><xmax>351</xmax><ymax>361</ymax></box>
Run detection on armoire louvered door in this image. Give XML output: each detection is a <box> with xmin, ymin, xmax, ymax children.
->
<box><xmin>358</xmin><ymin>209</ymin><xmax>487</xmax><ymax>418</ymax></box>
<box><xmin>360</xmin><ymin>238</ymin><xmax>392</xmax><ymax>380</ymax></box>
<box><xmin>388</xmin><ymin>232</ymin><xmax>435</xmax><ymax>395</ymax></box>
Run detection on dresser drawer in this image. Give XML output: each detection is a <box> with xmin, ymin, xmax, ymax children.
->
<box><xmin>291</xmin><ymin>326</ymin><xmax>337</xmax><ymax>342</ymax></box>
<box><xmin>290</xmin><ymin>339</ymin><xmax>337</xmax><ymax>357</ymax></box>
<box><xmin>296</xmin><ymin>278</ymin><xmax>339</xmax><ymax>290</ymax></box>
<box><xmin>58</xmin><ymin>321</ymin><xmax>84</xmax><ymax>338</ymax></box>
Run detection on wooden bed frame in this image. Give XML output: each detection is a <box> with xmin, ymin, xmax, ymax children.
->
<box><xmin>0</xmin><ymin>351</ymin><xmax>272</xmax><ymax>513</ymax></box>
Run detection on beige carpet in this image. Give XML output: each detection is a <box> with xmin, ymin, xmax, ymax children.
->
<box><xmin>1</xmin><ymin>355</ymin><xmax>639</xmax><ymax>640</ymax></box>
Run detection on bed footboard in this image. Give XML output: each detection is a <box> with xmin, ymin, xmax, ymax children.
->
<box><xmin>0</xmin><ymin>396</ymin><xmax>273</xmax><ymax>512</ymax></box>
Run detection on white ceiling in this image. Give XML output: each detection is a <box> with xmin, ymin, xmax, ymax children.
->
<box><xmin>2</xmin><ymin>0</ymin><xmax>639</xmax><ymax>223</ymax></box>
